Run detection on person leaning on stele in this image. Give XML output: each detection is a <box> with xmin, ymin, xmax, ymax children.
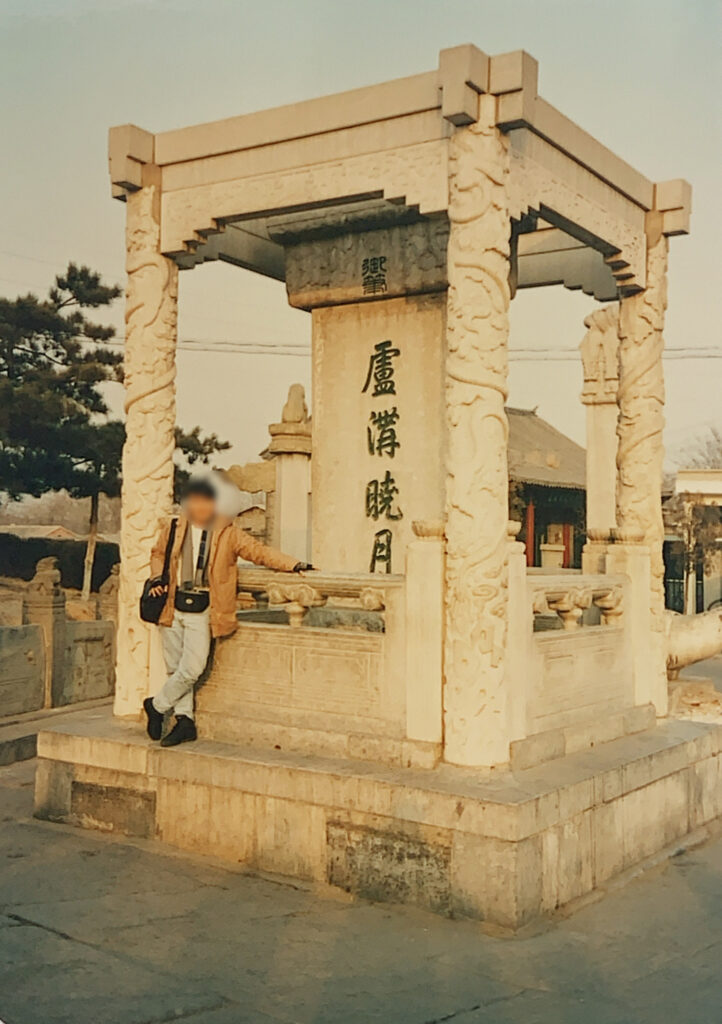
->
<box><xmin>141</xmin><ymin>473</ymin><xmax>313</xmax><ymax>748</ymax></box>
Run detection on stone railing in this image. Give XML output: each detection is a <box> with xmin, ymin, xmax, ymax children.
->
<box><xmin>199</xmin><ymin>566</ymin><xmax>423</xmax><ymax>765</ymax></box>
<box><xmin>505</xmin><ymin>525</ymin><xmax>638</xmax><ymax>748</ymax></box>
<box><xmin>236</xmin><ymin>568</ymin><xmax>401</xmax><ymax>629</ymax></box>
<box><xmin>527</xmin><ymin>573</ymin><xmax>625</xmax><ymax>631</ymax></box>
<box><xmin>196</xmin><ymin>553</ymin><xmax>443</xmax><ymax>768</ymax></box>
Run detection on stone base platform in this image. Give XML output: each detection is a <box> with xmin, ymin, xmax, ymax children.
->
<box><xmin>34</xmin><ymin>707</ymin><xmax>722</xmax><ymax>930</ymax></box>
<box><xmin>0</xmin><ymin>697</ymin><xmax>112</xmax><ymax>767</ymax></box>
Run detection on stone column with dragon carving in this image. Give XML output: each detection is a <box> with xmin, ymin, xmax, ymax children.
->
<box><xmin>115</xmin><ymin>183</ymin><xmax>178</xmax><ymax>717</ymax></box>
<box><xmin>443</xmin><ymin>94</ymin><xmax>512</xmax><ymax>768</ymax></box>
<box><xmin>615</xmin><ymin>223</ymin><xmax>669</xmax><ymax>714</ymax></box>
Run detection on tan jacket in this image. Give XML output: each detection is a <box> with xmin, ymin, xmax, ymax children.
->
<box><xmin>150</xmin><ymin>514</ymin><xmax>298</xmax><ymax>638</ymax></box>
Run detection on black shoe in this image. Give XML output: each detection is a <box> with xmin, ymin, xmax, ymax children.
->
<box><xmin>143</xmin><ymin>697</ymin><xmax>163</xmax><ymax>741</ymax></box>
<box><xmin>160</xmin><ymin>715</ymin><xmax>197</xmax><ymax>748</ymax></box>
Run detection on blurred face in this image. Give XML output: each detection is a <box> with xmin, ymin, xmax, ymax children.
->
<box><xmin>185</xmin><ymin>491</ymin><xmax>216</xmax><ymax>527</ymax></box>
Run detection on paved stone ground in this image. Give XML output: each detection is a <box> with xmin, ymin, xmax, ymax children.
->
<box><xmin>682</xmin><ymin>653</ymin><xmax>722</xmax><ymax>693</ymax></box>
<box><xmin>0</xmin><ymin>760</ymin><xmax>720</xmax><ymax>1024</ymax></box>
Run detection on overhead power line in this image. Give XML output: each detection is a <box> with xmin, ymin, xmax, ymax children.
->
<box><xmin>94</xmin><ymin>337</ymin><xmax>722</xmax><ymax>360</ymax></box>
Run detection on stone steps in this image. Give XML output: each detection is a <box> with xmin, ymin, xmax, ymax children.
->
<box><xmin>195</xmin><ymin>705</ymin><xmax>439</xmax><ymax>768</ymax></box>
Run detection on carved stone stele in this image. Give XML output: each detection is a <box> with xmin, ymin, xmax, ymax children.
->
<box><xmin>443</xmin><ymin>94</ymin><xmax>511</xmax><ymax>768</ymax></box>
<box><xmin>616</xmin><ymin>229</ymin><xmax>668</xmax><ymax>693</ymax></box>
<box><xmin>115</xmin><ymin>184</ymin><xmax>178</xmax><ymax>716</ymax></box>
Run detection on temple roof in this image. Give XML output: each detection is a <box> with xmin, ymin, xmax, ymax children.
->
<box><xmin>508</xmin><ymin>407</ymin><xmax>586</xmax><ymax>490</ymax></box>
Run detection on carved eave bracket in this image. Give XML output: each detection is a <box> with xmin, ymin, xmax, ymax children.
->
<box><xmin>654</xmin><ymin>179</ymin><xmax>692</xmax><ymax>238</ymax></box>
<box><xmin>108</xmin><ymin>124</ymin><xmax>155</xmax><ymax>200</ymax></box>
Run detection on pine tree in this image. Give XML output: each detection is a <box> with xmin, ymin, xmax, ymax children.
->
<box><xmin>1</xmin><ymin>263</ymin><xmax>229</xmax><ymax>598</ymax></box>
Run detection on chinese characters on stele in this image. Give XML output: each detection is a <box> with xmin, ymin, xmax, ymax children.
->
<box><xmin>362</xmin><ymin>303</ymin><xmax>402</xmax><ymax>572</ymax></box>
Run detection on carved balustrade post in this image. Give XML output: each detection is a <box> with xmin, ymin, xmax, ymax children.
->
<box><xmin>24</xmin><ymin>557</ymin><xmax>66</xmax><ymax>708</ymax></box>
<box><xmin>267</xmin><ymin>582</ymin><xmax>326</xmax><ymax>628</ymax></box>
<box><xmin>115</xmin><ymin>183</ymin><xmax>179</xmax><ymax>717</ymax></box>
<box><xmin>546</xmin><ymin>588</ymin><xmax>592</xmax><ymax>631</ymax></box>
<box><xmin>580</xmin><ymin>305</ymin><xmax>619</xmax><ymax>536</ymax></box>
<box><xmin>593</xmin><ymin>586</ymin><xmax>624</xmax><ymax>626</ymax></box>
<box><xmin>266</xmin><ymin>384</ymin><xmax>312</xmax><ymax>563</ymax></box>
<box><xmin>443</xmin><ymin>94</ymin><xmax>511</xmax><ymax>768</ymax></box>
<box><xmin>405</xmin><ymin>520</ymin><xmax>445</xmax><ymax>747</ymax></box>
<box><xmin>616</xmin><ymin>223</ymin><xmax>669</xmax><ymax>713</ymax></box>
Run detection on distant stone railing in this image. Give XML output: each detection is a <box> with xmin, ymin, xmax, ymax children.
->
<box><xmin>527</xmin><ymin>573</ymin><xmax>625</xmax><ymax>631</ymax></box>
<box><xmin>0</xmin><ymin>556</ymin><xmax>115</xmax><ymax>715</ymax></box>
<box><xmin>236</xmin><ymin>567</ymin><xmax>401</xmax><ymax>629</ymax></box>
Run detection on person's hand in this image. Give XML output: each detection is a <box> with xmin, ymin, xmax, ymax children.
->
<box><xmin>149</xmin><ymin>584</ymin><xmax>168</xmax><ymax>597</ymax></box>
<box><xmin>292</xmin><ymin>562</ymin><xmax>316</xmax><ymax>573</ymax></box>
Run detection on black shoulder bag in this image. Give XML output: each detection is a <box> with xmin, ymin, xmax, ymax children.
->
<box><xmin>139</xmin><ymin>518</ymin><xmax>178</xmax><ymax>624</ymax></box>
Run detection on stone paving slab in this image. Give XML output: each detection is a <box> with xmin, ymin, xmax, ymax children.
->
<box><xmin>0</xmin><ymin>759</ymin><xmax>721</xmax><ymax>1024</ymax></box>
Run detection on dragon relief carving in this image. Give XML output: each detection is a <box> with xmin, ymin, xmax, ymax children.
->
<box><xmin>116</xmin><ymin>184</ymin><xmax>179</xmax><ymax>716</ymax></box>
<box><xmin>616</xmin><ymin>231</ymin><xmax>668</xmax><ymax>668</ymax></box>
<box><xmin>444</xmin><ymin>94</ymin><xmax>511</xmax><ymax>767</ymax></box>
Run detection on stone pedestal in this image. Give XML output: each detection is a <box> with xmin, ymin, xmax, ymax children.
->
<box><xmin>540</xmin><ymin>543</ymin><xmax>565</xmax><ymax>569</ymax></box>
<box><xmin>35</xmin><ymin>707</ymin><xmax>722</xmax><ymax>930</ymax></box>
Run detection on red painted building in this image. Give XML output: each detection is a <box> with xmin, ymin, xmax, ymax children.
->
<box><xmin>507</xmin><ymin>408</ymin><xmax>586</xmax><ymax>569</ymax></box>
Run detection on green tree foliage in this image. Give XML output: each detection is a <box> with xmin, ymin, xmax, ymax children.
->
<box><xmin>665</xmin><ymin>492</ymin><xmax>722</xmax><ymax>613</ymax></box>
<box><xmin>0</xmin><ymin>263</ymin><xmax>123</xmax><ymax>498</ymax></box>
<box><xmin>173</xmin><ymin>426</ymin><xmax>231</xmax><ymax>501</ymax></box>
<box><xmin>1</xmin><ymin>263</ymin><xmax>229</xmax><ymax>596</ymax></box>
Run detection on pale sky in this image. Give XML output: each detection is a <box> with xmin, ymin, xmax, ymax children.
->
<box><xmin>1</xmin><ymin>0</ymin><xmax>720</xmax><ymax>467</ymax></box>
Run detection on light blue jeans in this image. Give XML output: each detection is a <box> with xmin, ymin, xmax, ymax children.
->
<box><xmin>153</xmin><ymin>608</ymin><xmax>211</xmax><ymax>720</ymax></box>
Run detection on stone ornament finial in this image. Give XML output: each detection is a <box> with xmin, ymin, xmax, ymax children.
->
<box><xmin>580</xmin><ymin>304</ymin><xmax>619</xmax><ymax>405</ymax></box>
<box><xmin>28</xmin><ymin>557</ymin><xmax>62</xmax><ymax>596</ymax></box>
<box><xmin>281</xmin><ymin>382</ymin><xmax>310</xmax><ymax>424</ymax></box>
<box><xmin>268</xmin><ymin>383</ymin><xmax>312</xmax><ymax>455</ymax></box>
<box><xmin>99</xmin><ymin>563</ymin><xmax>120</xmax><ymax>598</ymax></box>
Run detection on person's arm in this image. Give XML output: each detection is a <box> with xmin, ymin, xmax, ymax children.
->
<box><xmin>148</xmin><ymin>519</ymin><xmax>170</xmax><ymax>594</ymax></box>
<box><xmin>230</xmin><ymin>526</ymin><xmax>304</xmax><ymax>573</ymax></box>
